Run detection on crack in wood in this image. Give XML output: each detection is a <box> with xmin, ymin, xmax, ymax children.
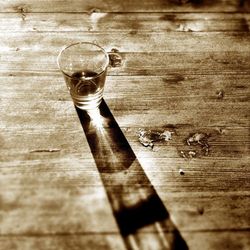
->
<box><xmin>29</xmin><ymin>149</ymin><xmax>61</xmax><ymax>153</ymax></box>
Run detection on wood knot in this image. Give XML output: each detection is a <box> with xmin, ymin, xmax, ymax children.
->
<box><xmin>109</xmin><ymin>49</ymin><xmax>122</xmax><ymax>67</ymax></box>
<box><xmin>15</xmin><ymin>5</ymin><xmax>28</xmax><ymax>21</ymax></box>
<box><xmin>197</xmin><ymin>206</ymin><xmax>204</xmax><ymax>215</ymax></box>
<box><xmin>88</xmin><ymin>8</ymin><xmax>101</xmax><ymax>14</ymax></box>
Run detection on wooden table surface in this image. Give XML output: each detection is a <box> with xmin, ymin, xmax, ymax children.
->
<box><xmin>0</xmin><ymin>0</ymin><xmax>250</xmax><ymax>249</ymax></box>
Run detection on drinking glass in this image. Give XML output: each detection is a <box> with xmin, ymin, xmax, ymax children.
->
<box><xmin>57</xmin><ymin>42</ymin><xmax>109</xmax><ymax>110</ymax></box>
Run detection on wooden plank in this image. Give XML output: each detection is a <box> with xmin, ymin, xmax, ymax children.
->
<box><xmin>1</xmin><ymin>157</ymin><xmax>249</xmax><ymax>191</ymax></box>
<box><xmin>159</xmin><ymin>191</ymin><xmax>250</xmax><ymax>231</ymax></box>
<box><xmin>2</xmin><ymin>116</ymin><xmax>249</xmax><ymax>157</ymax></box>
<box><xmin>0</xmin><ymin>189</ymin><xmax>249</xmax><ymax>233</ymax></box>
<box><xmin>141</xmin><ymin>158</ymin><xmax>250</xmax><ymax>192</ymax></box>
<box><xmin>0</xmin><ymin>185</ymin><xmax>120</xmax><ymax>235</ymax></box>
<box><xmin>0</xmin><ymin>235</ymin><xmax>127</xmax><ymax>250</ymax></box>
<box><xmin>0</xmin><ymin>187</ymin><xmax>247</xmax><ymax>233</ymax></box>
<box><xmin>0</xmin><ymin>0</ymin><xmax>249</xmax><ymax>13</ymax></box>
<box><xmin>184</xmin><ymin>231</ymin><xmax>250</xmax><ymax>250</ymax></box>
<box><xmin>0</xmin><ymin>231</ymin><xmax>249</xmax><ymax>250</ymax></box>
<box><xmin>0</xmin><ymin>13</ymin><xmax>249</xmax><ymax>32</ymax></box>
<box><xmin>1</xmin><ymin>51</ymin><xmax>250</xmax><ymax>76</ymax></box>
<box><xmin>1</xmin><ymin>74</ymin><xmax>249</xmax><ymax>127</ymax></box>
<box><xmin>0</xmin><ymin>32</ymin><xmax>249</xmax><ymax>54</ymax></box>
<box><xmin>0</xmin><ymin>33</ymin><xmax>250</xmax><ymax>79</ymax></box>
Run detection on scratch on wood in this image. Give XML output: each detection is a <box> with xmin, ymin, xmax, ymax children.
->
<box><xmin>29</xmin><ymin>148</ymin><xmax>61</xmax><ymax>153</ymax></box>
<box><xmin>216</xmin><ymin>90</ymin><xmax>225</xmax><ymax>99</ymax></box>
<box><xmin>162</xmin><ymin>75</ymin><xmax>185</xmax><ymax>84</ymax></box>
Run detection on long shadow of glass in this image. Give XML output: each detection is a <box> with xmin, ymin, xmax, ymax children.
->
<box><xmin>76</xmin><ymin>100</ymin><xmax>188</xmax><ymax>250</ymax></box>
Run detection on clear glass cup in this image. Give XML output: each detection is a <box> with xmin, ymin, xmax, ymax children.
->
<box><xmin>57</xmin><ymin>42</ymin><xmax>109</xmax><ymax>110</ymax></box>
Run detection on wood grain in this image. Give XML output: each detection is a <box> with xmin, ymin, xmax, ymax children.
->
<box><xmin>1</xmin><ymin>51</ymin><xmax>250</xmax><ymax>76</ymax></box>
<box><xmin>1</xmin><ymin>231</ymin><xmax>249</xmax><ymax>250</ymax></box>
<box><xmin>0</xmin><ymin>13</ymin><xmax>249</xmax><ymax>32</ymax></box>
<box><xmin>0</xmin><ymin>1</ymin><xmax>249</xmax><ymax>249</ymax></box>
<box><xmin>0</xmin><ymin>235</ymin><xmax>127</xmax><ymax>250</ymax></box>
<box><xmin>0</xmin><ymin>0</ymin><xmax>249</xmax><ymax>13</ymax></box>
<box><xmin>1</xmin><ymin>74</ymin><xmax>249</xmax><ymax>131</ymax></box>
<box><xmin>0</xmin><ymin>32</ymin><xmax>249</xmax><ymax>54</ymax></box>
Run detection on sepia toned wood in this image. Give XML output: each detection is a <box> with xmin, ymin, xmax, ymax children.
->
<box><xmin>0</xmin><ymin>1</ymin><xmax>250</xmax><ymax>249</ymax></box>
<box><xmin>0</xmin><ymin>231</ymin><xmax>249</xmax><ymax>250</ymax></box>
<box><xmin>1</xmin><ymin>51</ymin><xmax>250</xmax><ymax>76</ymax></box>
<box><xmin>0</xmin><ymin>13</ymin><xmax>249</xmax><ymax>32</ymax></box>
<box><xmin>1</xmin><ymin>72</ymin><xmax>249</xmax><ymax>248</ymax></box>
<box><xmin>1</xmin><ymin>74</ymin><xmax>249</xmax><ymax>129</ymax></box>
<box><xmin>0</xmin><ymin>31</ymin><xmax>250</xmax><ymax>54</ymax></box>
<box><xmin>0</xmin><ymin>235</ymin><xmax>127</xmax><ymax>250</ymax></box>
<box><xmin>0</xmin><ymin>0</ymin><xmax>249</xmax><ymax>13</ymax></box>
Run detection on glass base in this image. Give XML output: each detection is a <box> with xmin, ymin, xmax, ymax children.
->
<box><xmin>72</xmin><ymin>91</ymin><xmax>103</xmax><ymax>110</ymax></box>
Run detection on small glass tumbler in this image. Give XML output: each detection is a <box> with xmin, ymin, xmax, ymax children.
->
<box><xmin>57</xmin><ymin>42</ymin><xmax>109</xmax><ymax>110</ymax></box>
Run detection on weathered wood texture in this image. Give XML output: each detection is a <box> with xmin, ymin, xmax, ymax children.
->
<box><xmin>0</xmin><ymin>13</ymin><xmax>250</xmax><ymax>32</ymax></box>
<box><xmin>0</xmin><ymin>0</ymin><xmax>249</xmax><ymax>13</ymax></box>
<box><xmin>0</xmin><ymin>0</ymin><xmax>250</xmax><ymax>249</ymax></box>
<box><xmin>1</xmin><ymin>232</ymin><xmax>249</xmax><ymax>250</ymax></box>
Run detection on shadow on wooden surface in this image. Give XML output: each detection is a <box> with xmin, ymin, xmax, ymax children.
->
<box><xmin>76</xmin><ymin>100</ymin><xmax>188</xmax><ymax>250</ymax></box>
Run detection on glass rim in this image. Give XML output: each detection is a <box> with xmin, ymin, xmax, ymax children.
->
<box><xmin>57</xmin><ymin>41</ymin><xmax>109</xmax><ymax>80</ymax></box>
